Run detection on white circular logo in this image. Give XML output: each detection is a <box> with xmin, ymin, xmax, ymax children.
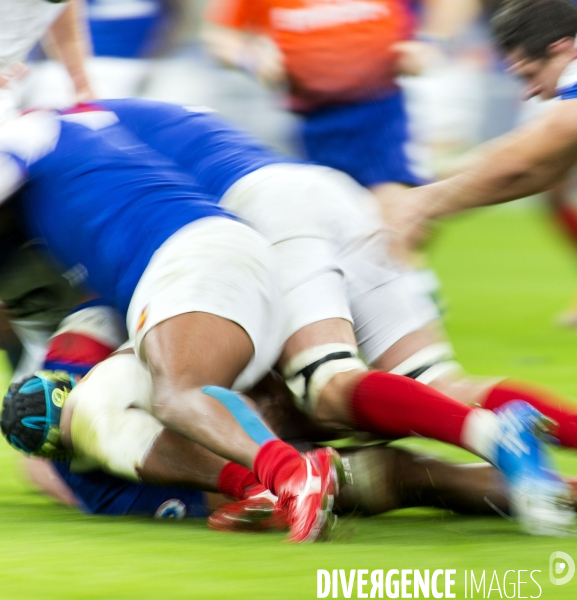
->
<box><xmin>550</xmin><ymin>552</ymin><xmax>576</xmax><ymax>586</ymax></box>
<box><xmin>155</xmin><ymin>499</ymin><xmax>187</xmax><ymax>519</ymax></box>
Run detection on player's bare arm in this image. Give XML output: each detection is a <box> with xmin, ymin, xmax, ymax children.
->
<box><xmin>390</xmin><ymin>0</ymin><xmax>577</xmax><ymax>250</ymax></box>
<box><xmin>44</xmin><ymin>0</ymin><xmax>94</xmax><ymax>101</ymax></box>
<box><xmin>202</xmin><ymin>22</ymin><xmax>285</xmax><ymax>86</ymax></box>
<box><xmin>397</xmin><ymin>98</ymin><xmax>577</xmax><ymax>230</ymax></box>
<box><xmin>394</xmin><ymin>0</ymin><xmax>481</xmax><ymax>76</ymax></box>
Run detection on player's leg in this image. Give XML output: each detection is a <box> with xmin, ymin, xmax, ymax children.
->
<box><xmin>299</xmin><ymin>92</ymin><xmax>426</xmax><ymax>200</ymax></box>
<box><xmin>276</xmin><ymin>271</ymin><xmax>559</xmax><ymax>520</ymax></box>
<box><xmin>264</xmin><ymin>180</ymin><xmax>494</xmax><ymax>463</ymax></box>
<box><xmin>143</xmin><ymin>312</ymin><xmax>265</xmax><ymax>467</ymax></box>
<box><xmin>128</xmin><ymin>221</ymin><xmax>281</xmax><ymax>455</ymax></box>
<box><xmin>336</xmin><ymin>445</ymin><xmax>509</xmax><ymax>517</ymax></box>
<box><xmin>64</xmin><ymin>351</ymin><xmax>277</xmax><ymax>496</ymax></box>
<box><xmin>126</xmin><ymin>217</ymin><xmax>343</xmax><ymax>542</ymax></box>
<box><xmin>372</xmin><ymin>319</ymin><xmax>577</xmax><ymax>451</ymax></box>
<box><xmin>221</xmin><ymin>163</ymin><xmax>573</xmax><ymax>533</ymax></box>
<box><xmin>211</xmin><ymin>444</ymin><xmax>514</xmax><ymax>532</ymax></box>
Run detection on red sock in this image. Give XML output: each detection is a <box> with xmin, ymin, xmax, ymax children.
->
<box><xmin>554</xmin><ymin>204</ymin><xmax>577</xmax><ymax>249</ymax></box>
<box><xmin>253</xmin><ymin>440</ymin><xmax>304</xmax><ymax>496</ymax></box>
<box><xmin>216</xmin><ymin>462</ymin><xmax>267</xmax><ymax>499</ymax></box>
<box><xmin>482</xmin><ymin>380</ymin><xmax>577</xmax><ymax>449</ymax></box>
<box><xmin>349</xmin><ymin>371</ymin><xmax>474</xmax><ymax>448</ymax></box>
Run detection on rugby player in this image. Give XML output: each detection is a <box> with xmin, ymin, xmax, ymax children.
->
<box><xmin>4</xmin><ymin>368</ymin><xmax>521</xmax><ymax>525</ymax></box>
<box><xmin>0</xmin><ymin>107</ymin><xmax>346</xmax><ymax>543</ymax></box>
<box><xmin>202</xmin><ymin>0</ymin><xmax>480</xmax><ymax>217</ymax></box>
<box><xmin>1</xmin><ymin>101</ymin><xmax>575</xmax><ymax>535</ymax></box>
<box><xmin>5</xmin><ymin>346</ymin><xmax>577</xmax><ymax>530</ymax></box>
<box><xmin>389</xmin><ymin>0</ymin><xmax>577</xmax><ymax>252</ymax></box>
<box><xmin>0</xmin><ymin>335</ymin><xmax>527</xmax><ymax>526</ymax></box>
<box><xmin>0</xmin><ymin>0</ymin><xmax>95</xmax><ymax>378</ymax></box>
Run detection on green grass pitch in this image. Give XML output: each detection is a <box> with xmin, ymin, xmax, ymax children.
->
<box><xmin>2</xmin><ymin>206</ymin><xmax>577</xmax><ymax>599</ymax></box>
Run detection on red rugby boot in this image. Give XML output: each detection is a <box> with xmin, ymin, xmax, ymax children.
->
<box><xmin>278</xmin><ymin>447</ymin><xmax>343</xmax><ymax>543</ymax></box>
<box><xmin>208</xmin><ymin>492</ymin><xmax>288</xmax><ymax>533</ymax></box>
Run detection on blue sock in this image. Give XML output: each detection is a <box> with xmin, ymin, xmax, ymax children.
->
<box><xmin>202</xmin><ymin>385</ymin><xmax>277</xmax><ymax>446</ymax></box>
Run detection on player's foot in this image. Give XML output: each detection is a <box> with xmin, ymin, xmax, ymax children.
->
<box><xmin>278</xmin><ymin>447</ymin><xmax>343</xmax><ymax>543</ymax></box>
<box><xmin>208</xmin><ymin>492</ymin><xmax>289</xmax><ymax>533</ymax></box>
<box><xmin>493</xmin><ymin>401</ymin><xmax>575</xmax><ymax>536</ymax></box>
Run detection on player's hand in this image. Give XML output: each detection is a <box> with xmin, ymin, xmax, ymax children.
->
<box><xmin>247</xmin><ymin>37</ymin><xmax>287</xmax><ymax>88</ymax></box>
<box><xmin>385</xmin><ymin>186</ymin><xmax>434</xmax><ymax>263</ymax></box>
<box><xmin>392</xmin><ymin>40</ymin><xmax>445</xmax><ymax>77</ymax></box>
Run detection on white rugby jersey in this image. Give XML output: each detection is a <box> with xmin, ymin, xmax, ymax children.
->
<box><xmin>557</xmin><ymin>58</ymin><xmax>577</xmax><ymax>100</ymax></box>
<box><xmin>0</xmin><ymin>0</ymin><xmax>67</xmax><ymax>72</ymax></box>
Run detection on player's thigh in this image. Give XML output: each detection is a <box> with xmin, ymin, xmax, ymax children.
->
<box><xmin>145</xmin><ymin>313</ymin><xmax>254</xmax><ymax>389</ymax></box>
<box><xmin>370</xmin><ymin>314</ymin><xmax>496</xmax><ymax>405</ymax></box>
<box><xmin>351</xmin><ymin>270</ymin><xmax>442</xmax><ymax>367</ymax></box>
<box><xmin>279</xmin><ymin>318</ymin><xmax>356</xmax><ymax>369</ymax></box>
<box><xmin>299</xmin><ymin>92</ymin><xmax>426</xmax><ymax>190</ymax></box>
<box><xmin>222</xmin><ymin>163</ymin><xmax>387</xmax><ymax>343</ymax></box>
<box><xmin>370</xmin><ymin>321</ymin><xmax>447</xmax><ymax>372</ymax></box>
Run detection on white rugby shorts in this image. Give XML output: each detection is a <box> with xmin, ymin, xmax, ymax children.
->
<box><xmin>221</xmin><ymin>164</ymin><xmax>439</xmax><ymax>364</ymax></box>
<box><xmin>126</xmin><ymin>217</ymin><xmax>284</xmax><ymax>391</ymax></box>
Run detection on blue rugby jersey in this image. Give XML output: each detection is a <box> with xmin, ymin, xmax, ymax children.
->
<box><xmin>98</xmin><ymin>97</ymin><xmax>423</xmax><ymax>190</ymax></box>
<box><xmin>52</xmin><ymin>460</ymin><xmax>209</xmax><ymax>518</ymax></box>
<box><xmin>95</xmin><ymin>98</ymin><xmax>294</xmax><ymax>198</ymax></box>
<box><xmin>0</xmin><ymin>109</ymin><xmax>231</xmax><ymax>316</ymax></box>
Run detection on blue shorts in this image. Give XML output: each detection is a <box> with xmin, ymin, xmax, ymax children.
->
<box><xmin>300</xmin><ymin>90</ymin><xmax>425</xmax><ymax>188</ymax></box>
<box><xmin>90</xmin><ymin>16</ymin><xmax>162</xmax><ymax>58</ymax></box>
<box><xmin>53</xmin><ymin>461</ymin><xmax>209</xmax><ymax>519</ymax></box>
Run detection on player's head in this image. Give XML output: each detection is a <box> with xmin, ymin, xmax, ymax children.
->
<box><xmin>491</xmin><ymin>0</ymin><xmax>577</xmax><ymax>99</ymax></box>
<box><xmin>1</xmin><ymin>370</ymin><xmax>75</xmax><ymax>459</ymax></box>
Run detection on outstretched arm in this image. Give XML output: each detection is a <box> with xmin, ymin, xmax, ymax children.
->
<box><xmin>412</xmin><ymin>99</ymin><xmax>577</xmax><ymax>217</ymax></box>
<box><xmin>388</xmin><ymin>99</ymin><xmax>577</xmax><ymax>254</ymax></box>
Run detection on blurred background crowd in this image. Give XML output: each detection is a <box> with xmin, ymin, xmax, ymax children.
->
<box><xmin>0</xmin><ymin>0</ymin><xmax>535</xmax><ymax>167</ymax></box>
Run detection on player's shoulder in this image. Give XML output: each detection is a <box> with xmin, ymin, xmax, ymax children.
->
<box><xmin>545</xmin><ymin>96</ymin><xmax>577</xmax><ymax>139</ymax></box>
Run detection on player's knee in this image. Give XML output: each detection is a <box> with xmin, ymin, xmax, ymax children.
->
<box><xmin>150</xmin><ymin>390</ymin><xmax>179</xmax><ymax>425</ymax></box>
<box><xmin>149</xmin><ymin>385</ymin><xmax>205</xmax><ymax>426</ymax></box>
<box><xmin>389</xmin><ymin>343</ymin><xmax>462</xmax><ymax>386</ymax></box>
<box><xmin>282</xmin><ymin>344</ymin><xmax>367</xmax><ymax>420</ymax></box>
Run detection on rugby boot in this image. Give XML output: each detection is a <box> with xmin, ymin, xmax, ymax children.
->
<box><xmin>278</xmin><ymin>446</ymin><xmax>344</xmax><ymax>543</ymax></box>
<box><xmin>208</xmin><ymin>491</ymin><xmax>288</xmax><ymax>533</ymax></box>
<box><xmin>493</xmin><ymin>400</ymin><xmax>575</xmax><ymax>536</ymax></box>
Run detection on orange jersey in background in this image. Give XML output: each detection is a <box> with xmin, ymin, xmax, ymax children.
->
<box><xmin>206</xmin><ymin>0</ymin><xmax>415</xmax><ymax>111</ymax></box>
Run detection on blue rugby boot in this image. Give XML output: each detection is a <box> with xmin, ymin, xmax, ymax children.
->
<box><xmin>493</xmin><ymin>400</ymin><xmax>574</xmax><ymax>536</ymax></box>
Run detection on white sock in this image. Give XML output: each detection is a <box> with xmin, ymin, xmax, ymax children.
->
<box><xmin>460</xmin><ymin>408</ymin><xmax>501</xmax><ymax>463</ymax></box>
